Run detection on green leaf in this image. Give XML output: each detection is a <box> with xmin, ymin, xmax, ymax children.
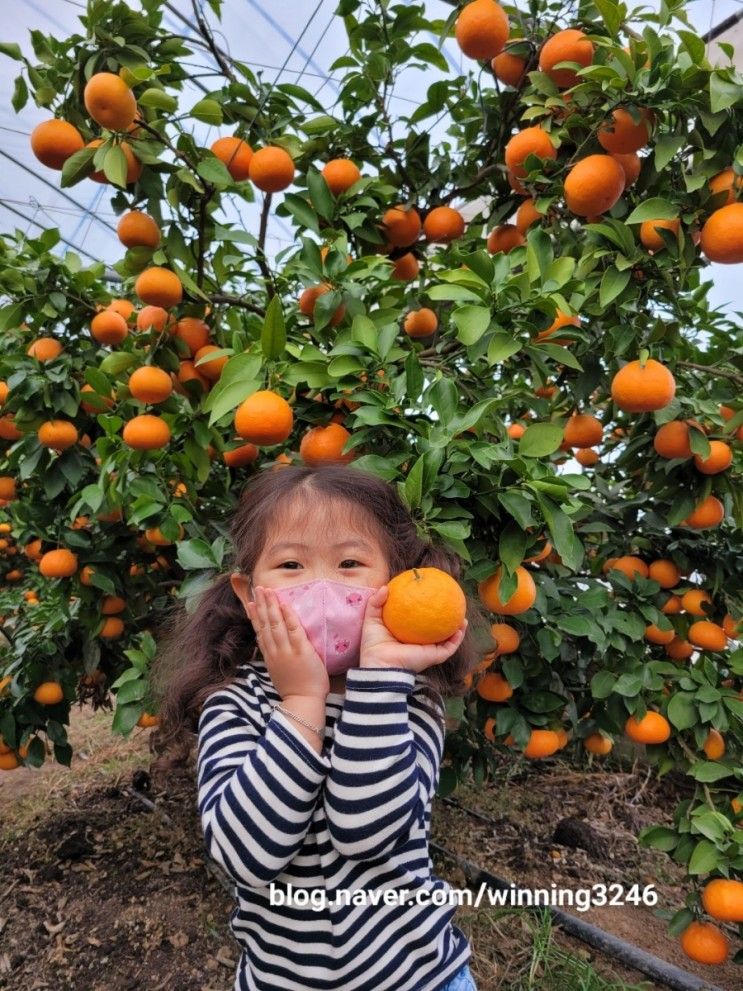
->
<box><xmin>593</xmin><ymin>0</ymin><xmax>622</xmax><ymax>36</ymax></box>
<box><xmin>139</xmin><ymin>87</ymin><xmax>178</xmax><ymax>112</ymax></box>
<box><xmin>688</xmin><ymin>761</ymin><xmax>733</xmax><ymax>783</ymax></box>
<box><xmin>0</xmin><ymin>42</ymin><xmax>23</xmax><ymax>60</ymax></box>
<box><xmin>12</xmin><ymin>75</ymin><xmax>28</xmax><ymax>112</ymax></box>
<box><xmin>177</xmin><ymin>538</ymin><xmax>219</xmax><ymax>570</ymax></box>
<box><xmin>196</xmin><ymin>157</ymin><xmax>232</xmax><ymax>188</ymax></box>
<box><xmin>654</xmin><ymin>135</ymin><xmax>686</xmax><ymax>171</ymax></box>
<box><xmin>60</xmin><ymin>146</ymin><xmax>96</xmax><ymax>188</ymax></box>
<box><xmin>261</xmin><ymin>295</ymin><xmax>286</xmax><ymax>360</ymax></box>
<box><xmin>103</xmin><ymin>144</ymin><xmax>128</xmax><ymax>188</ymax></box>
<box><xmin>191</xmin><ymin>97</ymin><xmax>222</xmax><ymax>125</ymax></box>
<box><xmin>535</xmin><ymin>495</ymin><xmax>584</xmax><ymax>572</ymax></box>
<box><xmin>350</xmin><ymin>314</ymin><xmax>378</xmax><ymax>354</ymax></box>
<box><xmin>518</xmin><ymin>422</ymin><xmax>563</xmax><ymax>458</ymax></box>
<box><xmin>600</xmin><ymin>268</ymin><xmax>631</xmax><ymax>308</ymax></box>
<box><xmin>625</xmin><ymin>198</ymin><xmax>678</xmax><ymax>224</ymax></box>
<box><xmin>282</xmin><ymin>193</ymin><xmax>319</xmax><ymax>234</ymax></box>
<box><xmin>307</xmin><ymin>167</ymin><xmax>335</xmax><ymax>221</ymax></box>
<box><xmin>451</xmin><ymin>305</ymin><xmax>491</xmax><ymax>344</ymax></box>
<box><xmin>487</xmin><ymin>334</ymin><xmax>521</xmax><ymax>364</ymax></box>
<box><xmin>498</xmin><ymin>521</ymin><xmax>528</xmax><ymax>573</ymax></box>
<box><xmin>667</xmin><ymin>692</ymin><xmax>697</xmax><ymax>730</ymax></box>
<box><xmin>710</xmin><ymin>72</ymin><xmax>743</xmax><ymax>113</ymax></box>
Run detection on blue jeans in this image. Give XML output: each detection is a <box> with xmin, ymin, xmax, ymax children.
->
<box><xmin>440</xmin><ymin>963</ymin><xmax>477</xmax><ymax>991</ymax></box>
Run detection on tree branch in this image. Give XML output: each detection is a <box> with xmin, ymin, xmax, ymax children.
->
<box><xmin>209</xmin><ymin>293</ymin><xmax>265</xmax><ymax>315</ymax></box>
<box><xmin>677</xmin><ymin>360</ymin><xmax>743</xmax><ymax>385</ymax></box>
<box><xmin>190</xmin><ymin>0</ymin><xmax>236</xmax><ymax>82</ymax></box>
<box><xmin>257</xmin><ymin>193</ymin><xmax>275</xmax><ymax>300</ymax></box>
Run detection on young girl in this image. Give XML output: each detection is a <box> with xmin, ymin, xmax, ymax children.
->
<box><xmin>150</xmin><ymin>463</ymin><xmax>494</xmax><ymax>991</ymax></box>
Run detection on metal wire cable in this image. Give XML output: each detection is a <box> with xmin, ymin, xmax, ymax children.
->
<box><xmin>0</xmin><ymin>199</ymin><xmax>104</xmax><ymax>264</ymax></box>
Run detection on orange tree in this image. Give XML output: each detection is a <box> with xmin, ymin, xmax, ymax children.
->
<box><xmin>0</xmin><ymin>0</ymin><xmax>742</xmax><ymax>967</ymax></box>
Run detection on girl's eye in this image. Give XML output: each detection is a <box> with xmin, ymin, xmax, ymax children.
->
<box><xmin>278</xmin><ymin>560</ymin><xmax>362</xmax><ymax>568</ymax></box>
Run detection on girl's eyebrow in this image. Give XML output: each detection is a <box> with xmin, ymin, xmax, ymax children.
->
<box><xmin>268</xmin><ymin>540</ymin><xmax>373</xmax><ymax>552</ymax></box>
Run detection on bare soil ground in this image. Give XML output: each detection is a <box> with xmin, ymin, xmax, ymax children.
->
<box><xmin>0</xmin><ymin>705</ymin><xmax>738</xmax><ymax>990</ymax></box>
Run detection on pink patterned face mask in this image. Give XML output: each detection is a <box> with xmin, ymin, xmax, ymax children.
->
<box><xmin>270</xmin><ymin>578</ymin><xmax>376</xmax><ymax>675</ymax></box>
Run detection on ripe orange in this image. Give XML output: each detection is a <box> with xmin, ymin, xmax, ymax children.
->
<box><xmin>404</xmin><ymin>308</ymin><xmax>438</xmax><ymax>337</ymax></box>
<box><xmin>693</xmin><ymin>440</ymin><xmax>732</xmax><ymax>475</ymax></box>
<box><xmin>679</xmin><ymin>921</ymin><xmax>729</xmax><ymax>966</ymax></box>
<box><xmin>175</xmin><ymin>361</ymin><xmax>209</xmax><ymax>395</ymax></box>
<box><xmin>83</xmin><ymin>72</ymin><xmax>137</xmax><ymax>131</ymax></box>
<box><xmin>455</xmin><ymin>0</ymin><xmax>509</xmax><ymax>60</ymax></box>
<box><xmin>91</xmin><ymin>309</ymin><xmax>128</xmax><ymax>346</ymax></box>
<box><xmin>223</xmin><ymin>443</ymin><xmax>259</xmax><ymax>468</ymax></box>
<box><xmin>235</xmin><ymin>390</ymin><xmax>294</xmax><ymax>445</ymax></box>
<box><xmin>490</xmin><ymin>622</ymin><xmax>520</xmax><ymax>656</ymax></box>
<box><xmin>128</xmin><ymin>366</ymin><xmax>173</xmax><ymax>403</ymax></box>
<box><xmin>107</xmin><ymin>299</ymin><xmax>135</xmax><ymax>321</ymax></box>
<box><xmin>173</xmin><ymin>316</ymin><xmax>210</xmax><ymax>356</ymax></box>
<box><xmin>248</xmin><ymin>146</ymin><xmax>295</xmax><ymax>192</ymax></box>
<box><xmin>648</xmin><ymin>559</ymin><xmax>680</xmax><ymax>588</ymax></box>
<box><xmin>33</xmin><ymin>681</ymin><xmax>64</xmax><ymax>705</ymax></box>
<box><xmin>122</xmin><ymin>413</ymin><xmax>171</xmax><ymax>450</ymax></box>
<box><xmin>423</xmin><ymin>206</ymin><xmax>466</xmax><ymax>243</ymax></box>
<box><xmin>645</xmin><ymin>624</ymin><xmax>675</xmax><ymax>645</ymax></box>
<box><xmin>382</xmin><ymin>206</ymin><xmax>422</xmax><ymax>247</ymax></box>
<box><xmin>523</xmin><ymin>729</ymin><xmax>561</xmax><ymax>759</ymax></box>
<box><xmin>476</xmin><ymin>671</ymin><xmax>513</xmax><ymax>701</ymax></box>
<box><xmin>102</xmin><ymin>595</ymin><xmax>126</xmax><ymax>615</ymax></box>
<box><xmin>611</xmin><ymin>152</ymin><xmax>641</xmax><ymax>188</ymax></box>
<box><xmin>515</xmin><ymin>198</ymin><xmax>543</xmax><ymax>234</ymax></box>
<box><xmin>506</xmin><ymin>422</ymin><xmax>525</xmax><ymax>439</ymax></box>
<box><xmin>135</xmin><ymin>267</ymin><xmax>183</xmax><ymax>308</ymax></box>
<box><xmin>703</xmin><ymin>728</ymin><xmax>725</xmax><ymax>760</ymax></box>
<box><xmin>486</xmin><ymin>224</ymin><xmax>524</xmax><ymax>253</ymax></box>
<box><xmin>193</xmin><ymin>345</ymin><xmax>228</xmax><ymax>381</ymax></box>
<box><xmin>535</xmin><ymin>310</ymin><xmax>580</xmax><ymax>344</ymax></box>
<box><xmin>137</xmin><ymin>712</ymin><xmax>160</xmax><ymax>728</ymax></box>
<box><xmin>479</xmin><ymin>565</ymin><xmax>536</xmax><ymax>615</ymax></box>
<box><xmin>624</xmin><ymin>711</ymin><xmax>671</xmax><ymax>744</ymax></box>
<box><xmin>382</xmin><ymin>567</ymin><xmax>467</xmax><ymax>644</ymax></box>
<box><xmin>563</xmin><ymin>413</ymin><xmax>603</xmax><ymax>448</ymax></box>
<box><xmin>683</xmin><ymin>495</ymin><xmax>725</xmax><ymax>529</ymax></box>
<box><xmin>210</xmin><ymin>136</ymin><xmax>253</xmax><ymax>181</ymax></box>
<box><xmin>539</xmin><ymin>29</ymin><xmax>594</xmax><ymax>88</ymax></box>
<box><xmin>709</xmin><ymin>167</ymin><xmax>743</xmax><ymax>206</ymax></box>
<box><xmin>391</xmin><ymin>252</ymin><xmax>419</xmax><ymax>280</ymax></box>
<box><xmin>665</xmin><ymin>636</ymin><xmax>694</xmax><ymax>660</ymax></box>
<box><xmin>584</xmin><ymin>733</ymin><xmax>613</xmax><ymax>755</ymax></box>
<box><xmin>564</xmin><ymin>154</ymin><xmax>625</xmax><ymax>217</ymax></box>
<box><xmin>298</xmin><ymin>285</ymin><xmax>346</xmax><ymax>327</ymax></box>
<box><xmin>597</xmin><ymin>108</ymin><xmax>652</xmax><ymax>154</ymax></box>
<box><xmin>38</xmin><ymin>420</ymin><xmax>78</xmax><ymax>451</ymax></box>
<box><xmin>491</xmin><ymin>42</ymin><xmax>527</xmax><ymax>87</ymax></box>
<box><xmin>86</xmin><ymin>138</ymin><xmax>142</xmax><ymax>185</ymax></box>
<box><xmin>609</xmin><ymin>555</ymin><xmax>648</xmax><ymax>580</ymax></box>
<box><xmin>722</xmin><ymin>613</ymin><xmax>742</xmax><ymax>639</ymax></box>
<box><xmin>610</xmin><ymin>358</ymin><xmax>675</xmax><ymax>412</ymax></box>
<box><xmin>30</xmin><ymin>119</ymin><xmax>84</xmax><ymax>170</ymax></box>
<box><xmin>145</xmin><ymin>524</ymin><xmax>184</xmax><ymax>547</ymax></box>
<box><xmin>688</xmin><ymin>621</ymin><xmax>727</xmax><ymax>652</ymax></box>
<box><xmin>0</xmin><ymin>477</ymin><xmax>16</xmax><ymax>500</ymax></box>
<box><xmin>504</xmin><ymin>126</ymin><xmax>556</xmax><ymax>178</ymax></box>
<box><xmin>39</xmin><ymin>548</ymin><xmax>78</xmax><ymax>578</ymax></box>
<box><xmin>653</xmin><ymin>420</ymin><xmax>700</xmax><ymax>459</ymax></box>
<box><xmin>700</xmin><ymin>202</ymin><xmax>743</xmax><ymax>264</ymax></box>
<box><xmin>701</xmin><ymin>877</ymin><xmax>743</xmax><ymax>922</ymax></box>
<box><xmin>322</xmin><ymin>158</ymin><xmax>361</xmax><ymax>195</ymax></box>
<box><xmin>100</xmin><ymin>616</ymin><xmax>124</xmax><ymax>639</ymax></box>
<box><xmin>299</xmin><ymin>423</ymin><xmax>355</xmax><ymax>466</ymax></box>
<box><xmin>640</xmin><ymin>218</ymin><xmax>680</xmax><ymax>252</ymax></box>
<box><xmin>117</xmin><ymin>210</ymin><xmax>161</xmax><ymax>249</ymax></box>
<box><xmin>136</xmin><ymin>306</ymin><xmax>171</xmax><ymax>333</ymax></box>
<box><xmin>27</xmin><ymin>337</ymin><xmax>63</xmax><ymax>361</ymax></box>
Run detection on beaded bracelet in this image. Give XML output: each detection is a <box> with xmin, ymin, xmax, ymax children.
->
<box><xmin>271</xmin><ymin>703</ymin><xmax>324</xmax><ymax>740</ymax></box>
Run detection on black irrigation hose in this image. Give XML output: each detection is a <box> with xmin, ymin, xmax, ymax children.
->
<box><xmin>434</xmin><ymin>796</ymin><xmax>726</xmax><ymax>991</ymax></box>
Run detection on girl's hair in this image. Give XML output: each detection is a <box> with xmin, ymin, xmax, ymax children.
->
<box><xmin>148</xmin><ymin>463</ymin><xmax>495</xmax><ymax>775</ymax></box>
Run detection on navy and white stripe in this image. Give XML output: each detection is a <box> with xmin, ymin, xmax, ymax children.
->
<box><xmin>197</xmin><ymin>656</ymin><xmax>472</xmax><ymax>991</ymax></box>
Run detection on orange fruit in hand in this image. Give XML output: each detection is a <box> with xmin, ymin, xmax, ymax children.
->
<box><xmin>487</xmin><ymin>224</ymin><xmax>524</xmax><ymax>253</ymax></box>
<box><xmin>640</xmin><ymin>218</ymin><xmax>680</xmax><ymax>252</ymax></box>
<box><xmin>404</xmin><ymin>308</ymin><xmax>438</xmax><ymax>337</ymax></box>
<box><xmin>683</xmin><ymin>495</ymin><xmax>725</xmax><ymax>529</ymax></box>
<box><xmin>381</xmin><ymin>206</ymin><xmax>422</xmax><ymax>247</ymax></box>
<box><xmin>597</xmin><ymin>108</ymin><xmax>652</xmax><ymax>154</ymax></box>
<box><xmin>117</xmin><ymin>210</ymin><xmax>161</xmax><ymax>249</ymax></box>
<box><xmin>693</xmin><ymin>440</ymin><xmax>732</xmax><ymax>475</ymax></box>
<box><xmin>539</xmin><ymin>29</ymin><xmax>594</xmax><ymax>88</ymax></box>
<box><xmin>610</xmin><ymin>358</ymin><xmax>675</xmax><ymax>412</ymax></box>
<box><xmin>39</xmin><ymin>549</ymin><xmax>78</xmax><ymax>578</ymax></box>
<box><xmin>121</xmin><ymin>414</ymin><xmax>171</xmax><ymax>450</ymax></box>
<box><xmin>382</xmin><ymin>567</ymin><xmax>467</xmax><ymax>644</ymax></box>
<box><xmin>504</xmin><ymin>126</ymin><xmax>556</xmax><ymax>178</ymax></box>
<box><xmin>33</xmin><ymin>681</ymin><xmax>64</xmax><ymax>705</ymax></box>
<box><xmin>234</xmin><ymin>390</ymin><xmax>294</xmax><ymax>445</ymax></box>
<box><xmin>84</xmin><ymin>72</ymin><xmax>137</xmax><ymax>131</ymax></box>
<box><xmin>135</xmin><ymin>268</ymin><xmax>183</xmax><ymax>308</ymax></box>
<box><xmin>624</xmin><ymin>711</ymin><xmax>671</xmax><ymax>744</ymax></box>
<box><xmin>322</xmin><ymin>158</ymin><xmax>361</xmax><ymax>195</ymax></box>
<box><xmin>210</xmin><ymin>136</ymin><xmax>253</xmax><ymax>181</ymax></box>
<box><xmin>701</xmin><ymin>877</ymin><xmax>743</xmax><ymax>922</ymax></box>
<box><xmin>30</xmin><ymin>119</ymin><xmax>84</xmax><ymax>170</ymax></box>
<box><xmin>679</xmin><ymin>921</ymin><xmax>729</xmax><ymax>965</ymax></box>
<box><xmin>299</xmin><ymin>423</ymin><xmax>355</xmax><ymax>466</ymax></box>
<box><xmin>564</xmin><ymin>154</ymin><xmax>626</xmax><ymax>217</ymax></box>
<box><xmin>476</xmin><ymin>671</ymin><xmax>513</xmax><ymax>701</ymax></box>
<box><xmin>688</xmin><ymin>621</ymin><xmax>727</xmax><ymax>652</ymax></box>
<box><xmin>128</xmin><ymin>366</ymin><xmax>173</xmax><ymax>404</ymax></box>
<box><xmin>479</xmin><ymin>565</ymin><xmax>536</xmax><ymax>615</ymax></box>
<box><xmin>563</xmin><ymin>413</ymin><xmax>603</xmax><ymax>448</ymax></box>
<box><xmin>423</xmin><ymin>206</ymin><xmax>466</xmax><ymax>243</ymax></box>
<box><xmin>455</xmin><ymin>0</ymin><xmax>509</xmax><ymax>60</ymax></box>
<box><xmin>248</xmin><ymin>145</ymin><xmax>295</xmax><ymax>192</ymax></box>
<box><xmin>700</xmin><ymin>202</ymin><xmax>743</xmax><ymax>264</ymax></box>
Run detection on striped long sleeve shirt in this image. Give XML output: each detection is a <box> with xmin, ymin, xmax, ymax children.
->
<box><xmin>196</xmin><ymin>652</ymin><xmax>472</xmax><ymax>991</ymax></box>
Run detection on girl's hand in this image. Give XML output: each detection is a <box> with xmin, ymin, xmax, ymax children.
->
<box><xmin>245</xmin><ymin>586</ymin><xmax>330</xmax><ymax>701</ymax></box>
<box><xmin>359</xmin><ymin>584</ymin><xmax>468</xmax><ymax>674</ymax></box>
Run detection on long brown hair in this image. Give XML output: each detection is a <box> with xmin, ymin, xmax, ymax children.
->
<box><xmin>149</xmin><ymin>463</ymin><xmax>495</xmax><ymax>775</ymax></box>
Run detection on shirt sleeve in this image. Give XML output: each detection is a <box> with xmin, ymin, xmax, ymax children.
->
<box><xmin>322</xmin><ymin>666</ymin><xmax>445</xmax><ymax>861</ymax></box>
<box><xmin>197</xmin><ymin>686</ymin><xmax>331</xmax><ymax>889</ymax></box>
